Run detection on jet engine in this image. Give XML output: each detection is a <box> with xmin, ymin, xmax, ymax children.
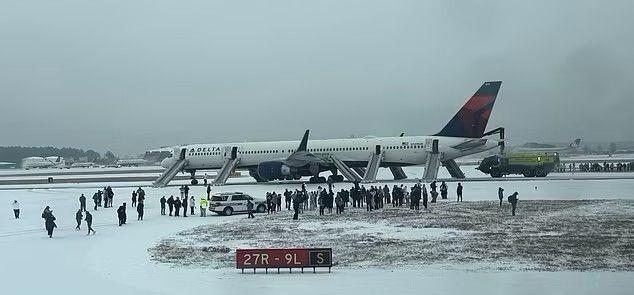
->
<box><xmin>256</xmin><ymin>161</ymin><xmax>295</xmax><ymax>181</ymax></box>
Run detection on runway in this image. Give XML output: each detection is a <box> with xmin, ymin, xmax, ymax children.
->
<box><xmin>1</xmin><ymin>165</ymin><xmax>634</xmax><ymax>191</ymax></box>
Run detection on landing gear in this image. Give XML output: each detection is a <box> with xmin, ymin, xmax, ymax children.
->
<box><xmin>327</xmin><ymin>175</ymin><xmax>344</xmax><ymax>182</ymax></box>
<box><xmin>188</xmin><ymin>170</ymin><xmax>198</xmax><ymax>185</ymax></box>
<box><xmin>309</xmin><ymin>176</ymin><xmax>327</xmax><ymax>183</ymax></box>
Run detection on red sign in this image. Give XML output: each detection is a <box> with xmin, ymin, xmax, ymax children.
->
<box><xmin>236</xmin><ymin>248</ymin><xmax>332</xmax><ymax>269</ymax></box>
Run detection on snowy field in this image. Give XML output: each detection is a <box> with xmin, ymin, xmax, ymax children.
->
<box><xmin>1</xmin><ymin>179</ymin><xmax>633</xmax><ymax>294</ymax></box>
<box><xmin>151</xmin><ymin>200</ymin><xmax>633</xmax><ymax>271</ymax></box>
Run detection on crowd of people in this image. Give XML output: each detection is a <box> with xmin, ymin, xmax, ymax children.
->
<box><xmin>13</xmin><ymin>180</ymin><xmax>521</xmax><ymax>238</ymax></box>
<box><xmin>557</xmin><ymin>162</ymin><xmax>634</xmax><ymax>172</ymax></box>
<box><xmin>262</xmin><ymin>180</ymin><xmax>520</xmax><ymax>220</ymax></box>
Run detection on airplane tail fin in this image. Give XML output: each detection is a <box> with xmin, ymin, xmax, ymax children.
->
<box><xmin>435</xmin><ymin>81</ymin><xmax>502</xmax><ymax>138</ymax></box>
<box><xmin>297</xmin><ymin>130</ymin><xmax>309</xmax><ymax>152</ymax></box>
<box><xmin>569</xmin><ymin>138</ymin><xmax>582</xmax><ymax>149</ymax></box>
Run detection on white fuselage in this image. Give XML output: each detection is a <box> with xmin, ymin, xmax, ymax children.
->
<box><xmin>21</xmin><ymin>156</ymin><xmax>66</xmax><ymax>170</ymax></box>
<box><xmin>162</xmin><ymin>135</ymin><xmax>499</xmax><ymax>171</ymax></box>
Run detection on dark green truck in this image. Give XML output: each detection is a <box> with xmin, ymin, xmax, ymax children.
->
<box><xmin>477</xmin><ymin>152</ymin><xmax>560</xmax><ymax>178</ymax></box>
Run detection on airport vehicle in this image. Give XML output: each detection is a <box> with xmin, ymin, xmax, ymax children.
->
<box><xmin>156</xmin><ymin>81</ymin><xmax>504</xmax><ymax>186</ymax></box>
<box><xmin>208</xmin><ymin>192</ymin><xmax>267</xmax><ymax>216</ymax></box>
<box><xmin>477</xmin><ymin>152</ymin><xmax>560</xmax><ymax>177</ymax></box>
<box><xmin>21</xmin><ymin>156</ymin><xmax>66</xmax><ymax>169</ymax></box>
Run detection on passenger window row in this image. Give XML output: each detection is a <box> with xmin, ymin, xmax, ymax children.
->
<box><xmin>189</xmin><ymin>144</ymin><xmax>422</xmax><ymax>156</ymax></box>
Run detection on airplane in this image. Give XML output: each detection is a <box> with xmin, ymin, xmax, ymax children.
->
<box><xmin>156</xmin><ymin>81</ymin><xmax>504</xmax><ymax>186</ymax></box>
<box><xmin>21</xmin><ymin>156</ymin><xmax>66</xmax><ymax>170</ymax></box>
<box><xmin>513</xmin><ymin>138</ymin><xmax>582</xmax><ymax>153</ymax></box>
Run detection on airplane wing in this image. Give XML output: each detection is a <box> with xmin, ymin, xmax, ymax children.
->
<box><xmin>284</xmin><ymin>130</ymin><xmax>326</xmax><ymax>167</ymax></box>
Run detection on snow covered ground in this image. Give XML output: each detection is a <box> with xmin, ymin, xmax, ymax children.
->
<box><xmin>1</xmin><ymin>182</ymin><xmax>633</xmax><ymax>294</ymax></box>
<box><xmin>151</xmin><ymin>200</ymin><xmax>634</xmax><ymax>271</ymax></box>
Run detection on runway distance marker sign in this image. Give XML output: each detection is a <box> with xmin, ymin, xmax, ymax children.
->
<box><xmin>236</xmin><ymin>248</ymin><xmax>332</xmax><ymax>273</ymax></box>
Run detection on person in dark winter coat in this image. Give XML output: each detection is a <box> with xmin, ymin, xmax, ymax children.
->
<box><xmin>75</xmin><ymin>209</ymin><xmax>83</xmax><ymax>230</ymax></box>
<box><xmin>440</xmin><ymin>181</ymin><xmax>448</xmax><ymax>199</ymax></box>
<box><xmin>12</xmin><ymin>200</ymin><xmax>20</xmax><ymax>219</ymax></box>
<box><xmin>131</xmin><ymin>191</ymin><xmax>137</xmax><ymax>207</ymax></box>
<box><xmin>41</xmin><ymin>206</ymin><xmax>57</xmax><ymax>238</ymax></box>
<box><xmin>498</xmin><ymin>187</ymin><xmax>504</xmax><ymax>207</ymax></box>
<box><xmin>117</xmin><ymin>203</ymin><xmax>127</xmax><ymax>226</ymax></box>
<box><xmin>85</xmin><ymin>211</ymin><xmax>95</xmax><ymax>235</ymax></box>
<box><xmin>456</xmin><ymin>183</ymin><xmax>463</xmax><ymax>202</ymax></box>
<box><xmin>167</xmin><ymin>196</ymin><xmax>174</xmax><ymax>216</ymax></box>
<box><xmin>284</xmin><ymin>189</ymin><xmax>291</xmax><ymax>210</ymax></box>
<box><xmin>137</xmin><ymin>201</ymin><xmax>144</xmax><ymax>221</ymax></box>
<box><xmin>174</xmin><ymin>197</ymin><xmax>181</xmax><ymax>216</ymax></box>
<box><xmin>422</xmin><ymin>185</ymin><xmax>428</xmax><ymax>209</ymax></box>
<box><xmin>292</xmin><ymin>193</ymin><xmax>301</xmax><ymax>220</ymax></box>
<box><xmin>92</xmin><ymin>192</ymin><xmax>99</xmax><ymax>211</ymax></box>
<box><xmin>206</xmin><ymin>184</ymin><xmax>211</xmax><ymax>199</ymax></box>
<box><xmin>508</xmin><ymin>192</ymin><xmax>519</xmax><ymax>216</ymax></box>
<box><xmin>431</xmin><ymin>190</ymin><xmax>438</xmax><ymax>203</ymax></box>
<box><xmin>160</xmin><ymin>196</ymin><xmax>166</xmax><ymax>215</ymax></box>
<box><xmin>430</xmin><ymin>181</ymin><xmax>437</xmax><ymax>192</ymax></box>
<box><xmin>184</xmin><ymin>185</ymin><xmax>190</xmax><ymax>198</ymax></box>
<box><xmin>383</xmin><ymin>185</ymin><xmax>391</xmax><ymax>204</ymax></box>
<box><xmin>79</xmin><ymin>194</ymin><xmax>86</xmax><ymax>211</ymax></box>
<box><xmin>182</xmin><ymin>196</ymin><xmax>188</xmax><ymax>217</ymax></box>
<box><xmin>97</xmin><ymin>190</ymin><xmax>103</xmax><ymax>207</ymax></box>
<box><xmin>246</xmin><ymin>199</ymin><xmax>255</xmax><ymax>219</ymax></box>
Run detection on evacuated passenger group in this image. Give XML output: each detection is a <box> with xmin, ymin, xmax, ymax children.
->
<box><xmin>262</xmin><ymin>181</ymin><xmax>519</xmax><ymax>220</ymax></box>
<box><xmin>12</xmin><ymin>181</ymin><xmax>519</xmax><ymax>238</ymax></box>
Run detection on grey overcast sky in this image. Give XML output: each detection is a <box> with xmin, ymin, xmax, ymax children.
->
<box><xmin>1</xmin><ymin>0</ymin><xmax>633</xmax><ymax>155</ymax></box>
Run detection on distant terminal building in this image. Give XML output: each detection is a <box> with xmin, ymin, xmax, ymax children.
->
<box><xmin>21</xmin><ymin>156</ymin><xmax>66</xmax><ymax>169</ymax></box>
<box><xmin>144</xmin><ymin>146</ymin><xmax>175</xmax><ymax>164</ymax></box>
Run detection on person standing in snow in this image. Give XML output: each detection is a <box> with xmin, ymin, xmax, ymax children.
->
<box><xmin>85</xmin><ymin>211</ymin><xmax>95</xmax><ymax>235</ymax></box>
<box><xmin>75</xmin><ymin>209</ymin><xmax>83</xmax><ymax>230</ymax></box>
<box><xmin>292</xmin><ymin>193</ymin><xmax>301</xmax><ymax>220</ymax></box>
<box><xmin>160</xmin><ymin>196</ymin><xmax>166</xmax><ymax>215</ymax></box>
<box><xmin>131</xmin><ymin>190</ymin><xmax>137</xmax><ymax>207</ymax></box>
<box><xmin>456</xmin><ymin>183</ymin><xmax>463</xmax><ymax>202</ymax></box>
<box><xmin>41</xmin><ymin>206</ymin><xmax>57</xmax><ymax>238</ymax></box>
<box><xmin>206</xmin><ymin>184</ymin><xmax>211</xmax><ymax>200</ymax></box>
<box><xmin>137</xmin><ymin>201</ymin><xmax>144</xmax><ymax>221</ymax></box>
<box><xmin>12</xmin><ymin>200</ymin><xmax>20</xmax><ymax>219</ymax></box>
<box><xmin>79</xmin><ymin>194</ymin><xmax>86</xmax><ymax>212</ymax></box>
<box><xmin>508</xmin><ymin>192</ymin><xmax>519</xmax><ymax>216</ymax></box>
<box><xmin>117</xmin><ymin>203</ymin><xmax>127</xmax><ymax>226</ymax></box>
<box><xmin>284</xmin><ymin>189</ymin><xmax>291</xmax><ymax>210</ymax></box>
<box><xmin>199</xmin><ymin>197</ymin><xmax>207</xmax><ymax>217</ymax></box>
<box><xmin>182</xmin><ymin>196</ymin><xmax>188</xmax><ymax>217</ymax></box>
<box><xmin>422</xmin><ymin>184</ymin><xmax>428</xmax><ymax>210</ymax></box>
<box><xmin>174</xmin><ymin>197</ymin><xmax>181</xmax><ymax>217</ymax></box>
<box><xmin>189</xmin><ymin>196</ymin><xmax>195</xmax><ymax>216</ymax></box>
<box><xmin>92</xmin><ymin>192</ymin><xmax>99</xmax><ymax>211</ymax></box>
<box><xmin>498</xmin><ymin>187</ymin><xmax>504</xmax><ymax>207</ymax></box>
<box><xmin>431</xmin><ymin>190</ymin><xmax>438</xmax><ymax>203</ymax></box>
<box><xmin>167</xmin><ymin>195</ymin><xmax>174</xmax><ymax>216</ymax></box>
<box><xmin>440</xmin><ymin>181</ymin><xmax>448</xmax><ymax>199</ymax></box>
<box><xmin>137</xmin><ymin>187</ymin><xmax>145</xmax><ymax>204</ymax></box>
<box><xmin>246</xmin><ymin>199</ymin><xmax>255</xmax><ymax>219</ymax></box>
